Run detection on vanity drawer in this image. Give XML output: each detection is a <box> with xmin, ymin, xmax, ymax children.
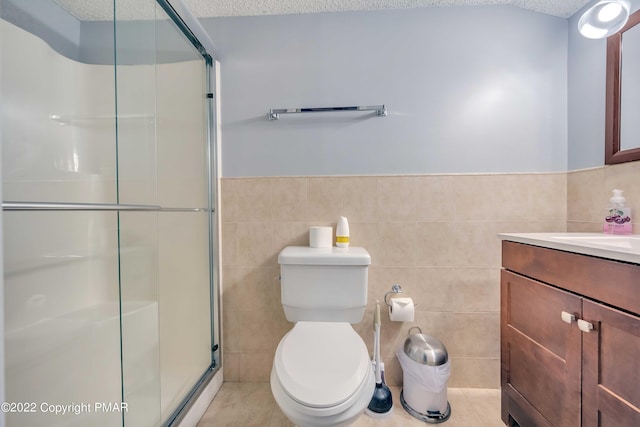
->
<box><xmin>502</xmin><ymin>241</ymin><xmax>640</xmax><ymax>315</ymax></box>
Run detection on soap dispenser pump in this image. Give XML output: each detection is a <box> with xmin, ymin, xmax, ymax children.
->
<box><xmin>604</xmin><ymin>189</ymin><xmax>632</xmax><ymax>234</ymax></box>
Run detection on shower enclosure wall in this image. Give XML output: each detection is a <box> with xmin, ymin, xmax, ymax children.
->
<box><xmin>0</xmin><ymin>1</ymin><xmax>221</xmax><ymax>425</ymax></box>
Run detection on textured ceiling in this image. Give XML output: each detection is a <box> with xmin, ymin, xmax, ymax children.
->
<box><xmin>53</xmin><ymin>0</ymin><xmax>592</xmax><ymax>20</ymax></box>
<box><xmin>185</xmin><ymin>0</ymin><xmax>591</xmax><ymax>19</ymax></box>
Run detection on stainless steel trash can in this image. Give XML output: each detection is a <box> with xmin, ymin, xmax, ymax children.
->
<box><xmin>397</xmin><ymin>327</ymin><xmax>451</xmax><ymax>423</ymax></box>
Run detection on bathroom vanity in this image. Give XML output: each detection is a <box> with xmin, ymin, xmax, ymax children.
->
<box><xmin>498</xmin><ymin>233</ymin><xmax>640</xmax><ymax>427</ymax></box>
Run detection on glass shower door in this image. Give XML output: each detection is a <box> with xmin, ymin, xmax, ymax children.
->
<box><xmin>1</xmin><ymin>0</ymin><xmax>218</xmax><ymax>425</ymax></box>
<box><xmin>115</xmin><ymin>1</ymin><xmax>215</xmax><ymax>424</ymax></box>
<box><xmin>1</xmin><ymin>1</ymin><xmax>124</xmax><ymax>426</ymax></box>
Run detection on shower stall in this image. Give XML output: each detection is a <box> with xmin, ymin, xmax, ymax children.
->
<box><xmin>0</xmin><ymin>0</ymin><xmax>221</xmax><ymax>425</ymax></box>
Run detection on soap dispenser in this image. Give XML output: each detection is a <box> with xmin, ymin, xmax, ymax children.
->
<box><xmin>604</xmin><ymin>189</ymin><xmax>632</xmax><ymax>234</ymax></box>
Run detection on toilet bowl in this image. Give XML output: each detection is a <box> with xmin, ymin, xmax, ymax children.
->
<box><xmin>270</xmin><ymin>321</ymin><xmax>375</xmax><ymax>427</ymax></box>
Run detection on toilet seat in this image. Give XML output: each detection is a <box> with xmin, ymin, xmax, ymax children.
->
<box><xmin>274</xmin><ymin>321</ymin><xmax>371</xmax><ymax>410</ymax></box>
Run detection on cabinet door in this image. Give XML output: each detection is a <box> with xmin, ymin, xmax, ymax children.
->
<box><xmin>501</xmin><ymin>270</ymin><xmax>582</xmax><ymax>427</ymax></box>
<box><xmin>582</xmin><ymin>300</ymin><xmax>640</xmax><ymax>427</ymax></box>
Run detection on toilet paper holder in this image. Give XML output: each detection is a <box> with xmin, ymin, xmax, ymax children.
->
<box><xmin>384</xmin><ymin>284</ymin><xmax>417</xmax><ymax>308</ymax></box>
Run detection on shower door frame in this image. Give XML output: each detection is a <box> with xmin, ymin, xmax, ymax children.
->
<box><xmin>154</xmin><ymin>1</ymin><xmax>221</xmax><ymax>426</ymax></box>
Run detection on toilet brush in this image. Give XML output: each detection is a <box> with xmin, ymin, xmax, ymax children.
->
<box><xmin>366</xmin><ymin>301</ymin><xmax>393</xmax><ymax>417</ymax></box>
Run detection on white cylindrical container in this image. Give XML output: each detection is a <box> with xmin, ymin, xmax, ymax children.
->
<box><xmin>336</xmin><ymin>216</ymin><xmax>350</xmax><ymax>248</ymax></box>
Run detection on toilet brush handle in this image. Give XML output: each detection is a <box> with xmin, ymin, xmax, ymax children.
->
<box><xmin>374</xmin><ymin>325</ymin><xmax>382</xmax><ymax>384</ymax></box>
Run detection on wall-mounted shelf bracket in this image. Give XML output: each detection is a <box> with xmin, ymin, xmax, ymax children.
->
<box><xmin>268</xmin><ymin>104</ymin><xmax>387</xmax><ymax>120</ymax></box>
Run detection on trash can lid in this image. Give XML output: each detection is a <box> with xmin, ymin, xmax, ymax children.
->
<box><xmin>403</xmin><ymin>333</ymin><xmax>448</xmax><ymax>366</ymax></box>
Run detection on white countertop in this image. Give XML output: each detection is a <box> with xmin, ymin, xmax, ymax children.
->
<box><xmin>498</xmin><ymin>233</ymin><xmax>640</xmax><ymax>265</ymax></box>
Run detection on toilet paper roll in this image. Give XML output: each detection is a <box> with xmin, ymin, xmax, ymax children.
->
<box><xmin>389</xmin><ymin>297</ymin><xmax>415</xmax><ymax>322</ymax></box>
<box><xmin>309</xmin><ymin>226</ymin><xmax>333</xmax><ymax>248</ymax></box>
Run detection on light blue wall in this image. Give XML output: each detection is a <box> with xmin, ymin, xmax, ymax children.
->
<box><xmin>203</xmin><ymin>6</ymin><xmax>568</xmax><ymax>177</ymax></box>
<box><xmin>1</xmin><ymin>0</ymin><xmax>81</xmax><ymax>60</ymax></box>
<box><xmin>567</xmin><ymin>5</ymin><xmax>606</xmax><ymax>170</ymax></box>
<box><xmin>568</xmin><ymin>0</ymin><xmax>640</xmax><ymax>170</ymax></box>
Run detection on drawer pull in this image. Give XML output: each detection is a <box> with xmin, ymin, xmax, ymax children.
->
<box><xmin>578</xmin><ymin>319</ymin><xmax>594</xmax><ymax>333</ymax></box>
<box><xmin>561</xmin><ymin>311</ymin><xmax>576</xmax><ymax>324</ymax></box>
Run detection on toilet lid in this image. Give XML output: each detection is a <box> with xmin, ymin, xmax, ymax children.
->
<box><xmin>274</xmin><ymin>322</ymin><xmax>370</xmax><ymax>409</ymax></box>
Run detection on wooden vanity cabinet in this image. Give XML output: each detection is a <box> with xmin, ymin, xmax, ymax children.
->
<box><xmin>581</xmin><ymin>300</ymin><xmax>640</xmax><ymax>427</ymax></box>
<box><xmin>500</xmin><ymin>241</ymin><xmax>640</xmax><ymax>427</ymax></box>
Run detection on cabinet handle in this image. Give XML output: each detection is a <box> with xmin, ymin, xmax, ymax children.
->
<box><xmin>561</xmin><ymin>311</ymin><xmax>576</xmax><ymax>324</ymax></box>
<box><xmin>577</xmin><ymin>319</ymin><xmax>594</xmax><ymax>333</ymax></box>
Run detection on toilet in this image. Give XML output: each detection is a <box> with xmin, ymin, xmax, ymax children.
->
<box><xmin>271</xmin><ymin>246</ymin><xmax>375</xmax><ymax>427</ymax></box>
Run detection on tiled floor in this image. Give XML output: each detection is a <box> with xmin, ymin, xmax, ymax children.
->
<box><xmin>197</xmin><ymin>382</ymin><xmax>504</xmax><ymax>427</ymax></box>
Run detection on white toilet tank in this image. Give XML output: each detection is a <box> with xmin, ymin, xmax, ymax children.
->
<box><xmin>278</xmin><ymin>246</ymin><xmax>371</xmax><ymax>323</ymax></box>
